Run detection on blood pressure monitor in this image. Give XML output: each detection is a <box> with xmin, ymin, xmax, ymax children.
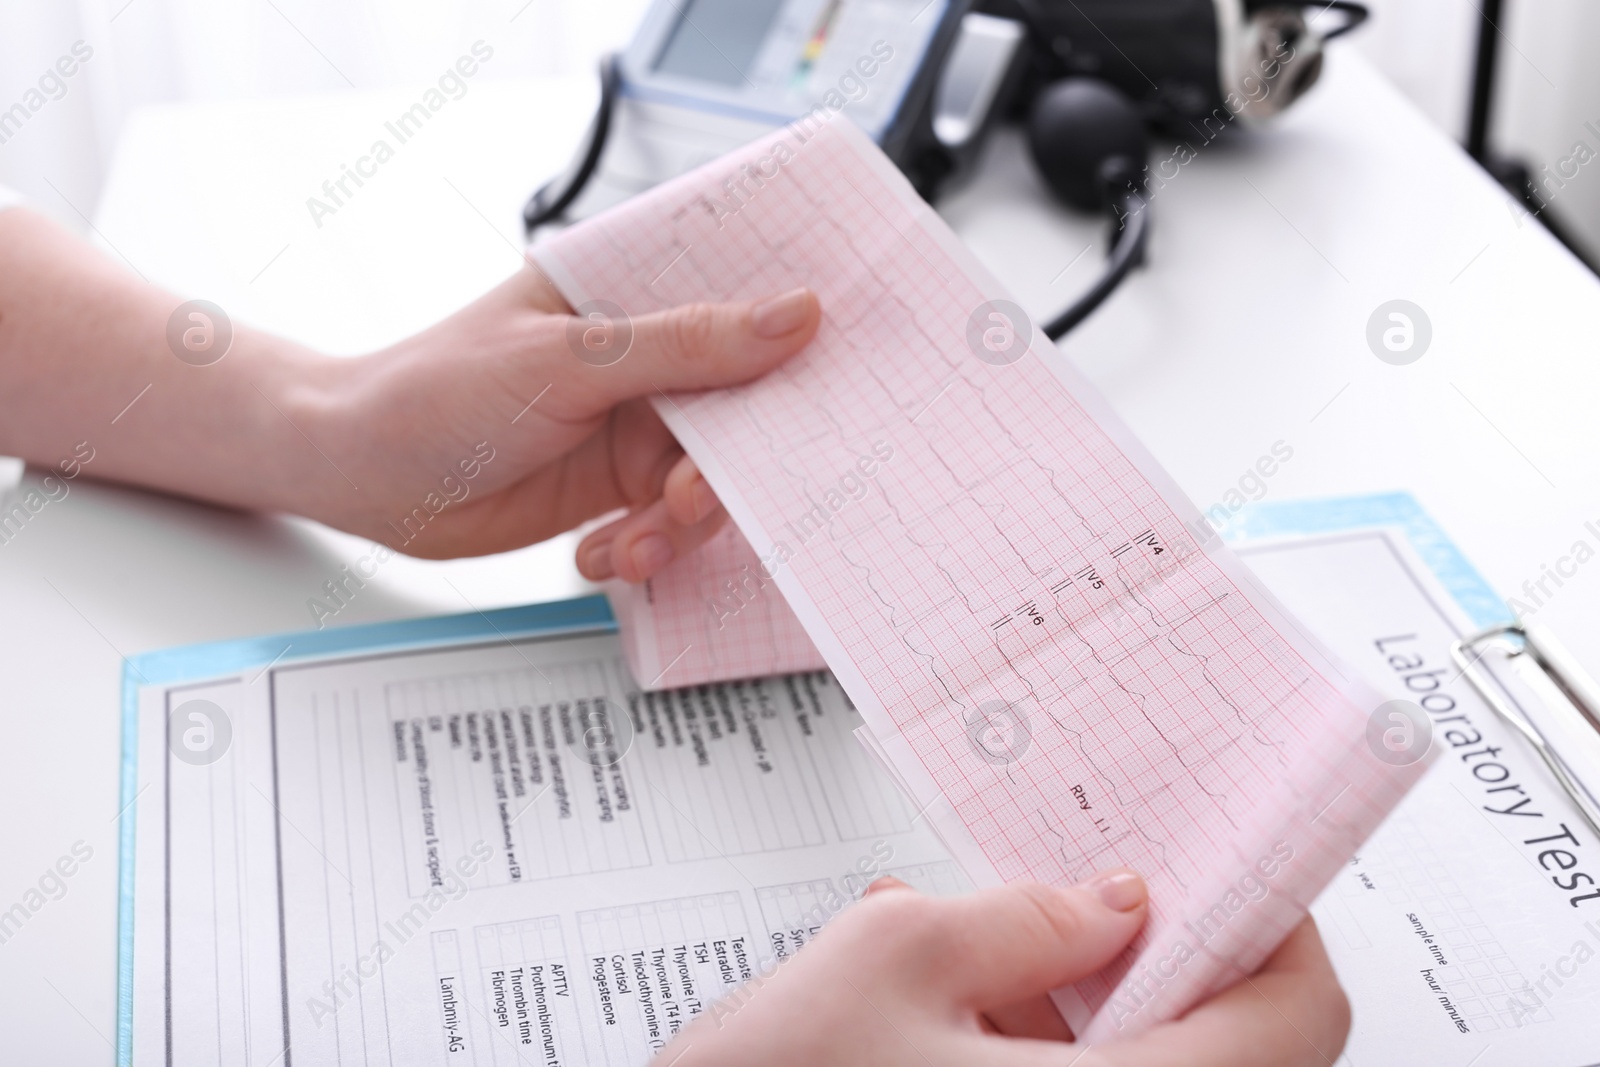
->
<box><xmin>636</xmin><ymin>0</ymin><xmax>947</xmax><ymax>141</ymax></box>
<box><xmin>525</xmin><ymin>0</ymin><xmax>1025</xmax><ymax>232</ymax></box>
<box><xmin>526</xmin><ymin>0</ymin><xmax>1369</xmax><ymax>341</ymax></box>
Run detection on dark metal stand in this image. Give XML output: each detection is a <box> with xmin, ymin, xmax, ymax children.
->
<box><xmin>1466</xmin><ymin>0</ymin><xmax>1598</xmax><ymax>271</ymax></box>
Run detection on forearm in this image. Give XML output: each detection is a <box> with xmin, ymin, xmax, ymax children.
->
<box><xmin>0</xmin><ymin>204</ymin><xmax>822</xmax><ymax>570</ymax></box>
<box><xmin>0</xmin><ymin>208</ymin><xmax>358</xmax><ymax>521</ymax></box>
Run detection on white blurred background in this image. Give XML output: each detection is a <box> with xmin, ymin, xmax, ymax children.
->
<box><xmin>2</xmin><ymin>0</ymin><xmax>1599</xmax><ymax>260</ymax></box>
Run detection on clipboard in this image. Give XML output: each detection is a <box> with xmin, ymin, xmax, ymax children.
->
<box><xmin>1219</xmin><ymin>491</ymin><xmax>1600</xmax><ymax>843</ymax></box>
<box><xmin>1453</xmin><ymin>622</ymin><xmax>1600</xmax><ymax>839</ymax></box>
<box><xmin>1213</xmin><ymin>492</ymin><xmax>1600</xmax><ymax>1059</ymax></box>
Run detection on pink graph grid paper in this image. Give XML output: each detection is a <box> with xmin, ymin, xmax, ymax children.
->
<box><xmin>609</xmin><ymin>522</ymin><xmax>825</xmax><ymax>690</ymax></box>
<box><xmin>534</xmin><ymin>117</ymin><xmax>1421</xmax><ymax>1038</ymax></box>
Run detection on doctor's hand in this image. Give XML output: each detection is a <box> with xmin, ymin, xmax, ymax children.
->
<box><xmin>656</xmin><ymin>872</ymin><xmax>1350</xmax><ymax>1067</ymax></box>
<box><xmin>0</xmin><ymin>205</ymin><xmax>820</xmax><ymax>578</ymax></box>
<box><xmin>320</xmin><ymin>265</ymin><xmax>819</xmax><ymax>575</ymax></box>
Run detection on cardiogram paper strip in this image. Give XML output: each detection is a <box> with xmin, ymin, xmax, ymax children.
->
<box><xmin>607</xmin><ymin>523</ymin><xmax>826</xmax><ymax>691</ymax></box>
<box><xmin>530</xmin><ymin>115</ymin><xmax>1424</xmax><ymax>1039</ymax></box>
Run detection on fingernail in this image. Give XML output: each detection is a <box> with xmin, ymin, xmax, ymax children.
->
<box><xmin>1077</xmin><ymin>868</ymin><xmax>1146</xmax><ymax>912</ymax></box>
<box><xmin>750</xmin><ymin>288</ymin><xmax>812</xmax><ymax>339</ymax></box>
<box><xmin>628</xmin><ymin>533</ymin><xmax>674</xmax><ymax>578</ymax></box>
<box><xmin>581</xmin><ymin>542</ymin><xmax>615</xmax><ymax>580</ymax></box>
<box><xmin>688</xmin><ymin>477</ymin><xmax>718</xmax><ymax>523</ymax></box>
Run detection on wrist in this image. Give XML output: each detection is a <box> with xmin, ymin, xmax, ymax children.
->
<box><xmin>242</xmin><ymin>332</ymin><xmax>377</xmax><ymax>529</ymax></box>
<box><xmin>276</xmin><ymin>336</ymin><xmax>479</xmax><ymax>548</ymax></box>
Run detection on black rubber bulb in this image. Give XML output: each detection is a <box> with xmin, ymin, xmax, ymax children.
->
<box><xmin>1026</xmin><ymin>78</ymin><xmax>1148</xmax><ymax>213</ymax></box>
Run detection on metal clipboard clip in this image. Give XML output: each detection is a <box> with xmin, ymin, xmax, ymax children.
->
<box><xmin>1452</xmin><ymin>623</ymin><xmax>1600</xmax><ymax>839</ymax></box>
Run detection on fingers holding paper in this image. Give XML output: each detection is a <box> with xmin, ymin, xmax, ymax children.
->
<box><xmin>562</xmin><ymin>288</ymin><xmax>822</xmax><ymax>581</ymax></box>
<box><xmin>654</xmin><ymin>876</ymin><xmax>1349</xmax><ymax>1067</ymax></box>
<box><xmin>345</xmin><ymin>265</ymin><xmax>819</xmax><ymax>562</ymax></box>
<box><xmin>575</xmin><ymin>464</ymin><xmax>731</xmax><ymax>583</ymax></box>
<box><xmin>655</xmin><ymin>871</ymin><xmax>1151</xmax><ymax>1067</ymax></box>
<box><xmin>1090</xmin><ymin>918</ymin><xmax>1351</xmax><ymax>1067</ymax></box>
<box><xmin>560</xmin><ymin>288</ymin><xmax>820</xmax><ymax>581</ymax></box>
<box><xmin>550</xmin><ymin>283</ymin><xmax>822</xmax><ymax>419</ymax></box>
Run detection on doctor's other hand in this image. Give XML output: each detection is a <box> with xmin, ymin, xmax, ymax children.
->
<box><xmin>325</xmin><ymin>265</ymin><xmax>820</xmax><ymax>577</ymax></box>
<box><xmin>655</xmin><ymin>872</ymin><xmax>1350</xmax><ymax>1067</ymax></box>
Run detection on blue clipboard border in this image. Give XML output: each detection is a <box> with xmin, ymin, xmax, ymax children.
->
<box><xmin>113</xmin><ymin>492</ymin><xmax>1511</xmax><ymax>1063</ymax></box>
<box><xmin>115</xmin><ymin>594</ymin><xmax>616</xmax><ymax>1065</ymax></box>
<box><xmin>1223</xmin><ymin>491</ymin><xmax>1512</xmax><ymax>631</ymax></box>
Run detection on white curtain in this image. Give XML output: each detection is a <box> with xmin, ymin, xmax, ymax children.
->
<box><xmin>1352</xmin><ymin>0</ymin><xmax>1600</xmax><ymax>259</ymax></box>
<box><xmin>1348</xmin><ymin>0</ymin><xmax>1482</xmax><ymax>141</ymax></box>
<box><xmin>0</xmin><ymin>0</ymin><xmax>649</xmax><ymax>231</ymax></box>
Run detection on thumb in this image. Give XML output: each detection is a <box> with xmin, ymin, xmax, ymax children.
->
<box><xmin>559</xmin><ymin>288</ymin><xmax>820</xmax><ymax>412</ymax></box>
<box><xmin>940</xmin><ymin>870</ymin><xmax>1149</xmax><ymax>1009</ymax></box>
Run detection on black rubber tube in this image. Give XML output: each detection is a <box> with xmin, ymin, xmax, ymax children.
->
<box><xmin>1044</xmin><ymin>190</ymin><xmax>1150</xmax><ymax>341</ymax></box>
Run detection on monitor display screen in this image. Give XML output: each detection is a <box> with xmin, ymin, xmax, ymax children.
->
<box><xmin>653</xmin><ymin>0</ymin><xmax>788</xmax><ymax>86</ymax></box>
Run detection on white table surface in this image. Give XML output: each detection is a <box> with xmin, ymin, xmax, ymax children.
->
<box><xmin>3</xmin><ymin>52</ymin><xmax>1598</xmax><ymax>1063</ymax></box>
